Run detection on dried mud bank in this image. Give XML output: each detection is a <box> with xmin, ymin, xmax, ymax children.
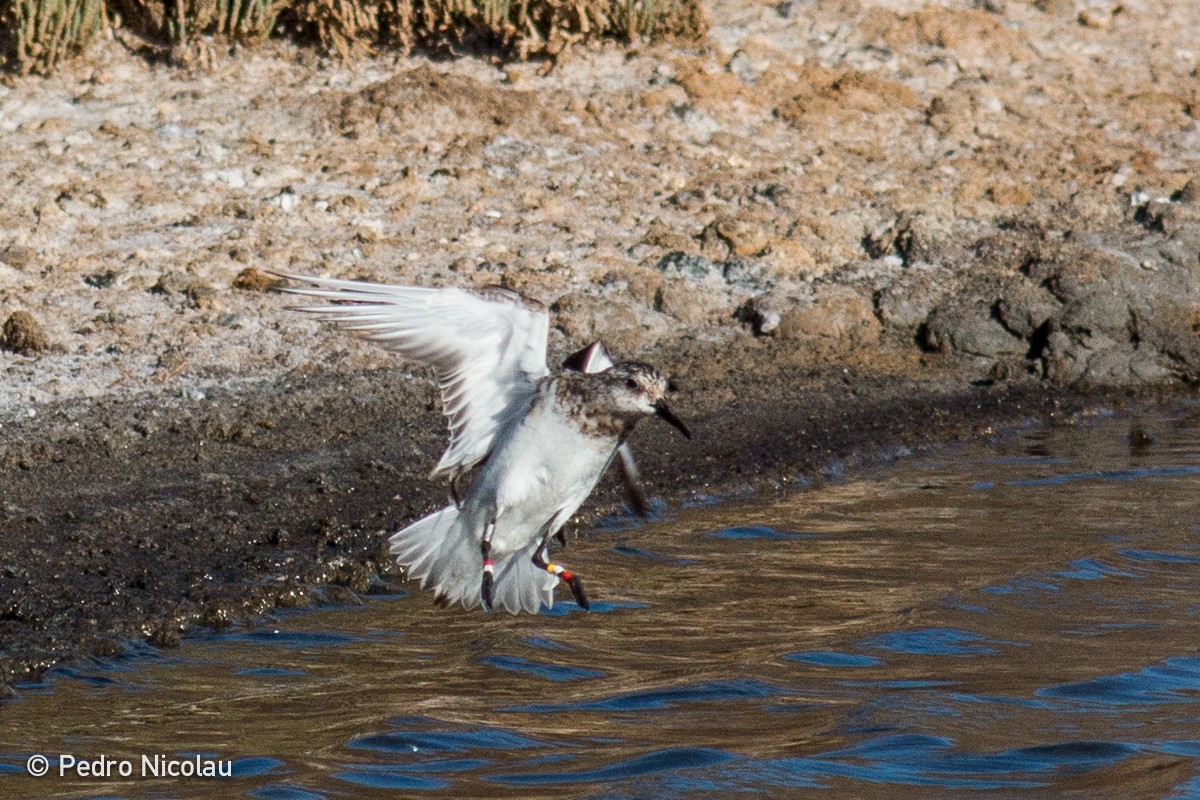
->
<box><xmin>3</xmin><ymin>0</ymin><xmax>1200</xmax><ymax>685</ymax></box>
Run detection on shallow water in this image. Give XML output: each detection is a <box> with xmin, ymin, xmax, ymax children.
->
<box><xmin>4</xmin><ymin>406</ymin><xmax>1200</xmax><ymax>799</ymax></box>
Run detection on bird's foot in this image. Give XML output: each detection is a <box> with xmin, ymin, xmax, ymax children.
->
<box><xmin>480</xmin><ymin>522</ymin><xmax>496</xmax><ymax>612</ymax></box>
<box><xmin>534</xmin><ymin>554</ymin><xmax>590</xmax><ymax>610</ymax></box>
<box><xmin>565</xmin><ymin>573</ymin><xmax>589</xmax><ymax>610</ymax></box>
<box><xmin>481</xmin><ymin>559</ymin><xmax>495</xmax><ymax>611</ymax></box>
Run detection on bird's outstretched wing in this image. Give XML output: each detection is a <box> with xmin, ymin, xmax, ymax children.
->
<box><xmin>562</xmin><ymin>341</ymin><xmax>651</xmax><ymax>518</ymax></box>
<box><xmin>276</xmin><ymin>273</ymin><xmax>550</xmax><ymax>478</ymax></box>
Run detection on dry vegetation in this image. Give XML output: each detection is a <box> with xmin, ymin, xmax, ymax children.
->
<box><xmin>1</xmin><ymin>0</ymin><xmax>705</xmax><ymax>73</ymax></box>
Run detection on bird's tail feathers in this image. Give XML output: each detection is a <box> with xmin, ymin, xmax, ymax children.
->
<box><xmin>389</xmin><ymin>507</ymin><xmax>481</xmax><ymax>609</ymax></box>
<box><xmin>491</xmin><ymin>540</ymin><xmax>560</xmax><ymax>614</ymax></box>
<box><xmin>388</xmin><ymin>509</ymin><xmax>560</xmax><ymax>613</ymax></box>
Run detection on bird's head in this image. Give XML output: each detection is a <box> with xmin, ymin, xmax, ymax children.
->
<box><xmin>600</xmin><ymin>363</ymin><xmax>691</xmax><ymax>439</ymax></box>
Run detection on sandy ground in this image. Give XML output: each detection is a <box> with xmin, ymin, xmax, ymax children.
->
<box><xmin>2</xmin><ymin>0</ymin><xmax>1200</xmax><ymax>685</ymax></box>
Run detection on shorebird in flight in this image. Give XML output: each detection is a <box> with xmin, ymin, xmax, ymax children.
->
<box><xmin>277</xmin><ymin>274</ymin><xmax>691</xmax><ymax>613</ymax></box>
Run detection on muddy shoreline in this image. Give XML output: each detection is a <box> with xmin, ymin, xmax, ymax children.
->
<box><xmin>0</xmin><ymin>335</ymin><xmax>1148</xmax><ymax>692</ymax></box>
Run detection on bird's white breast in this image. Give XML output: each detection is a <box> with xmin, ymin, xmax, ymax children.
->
<box><xmin>467</xmin><ymin>382</ymin><xmax>619</xmax><ymax>554</ymax></box>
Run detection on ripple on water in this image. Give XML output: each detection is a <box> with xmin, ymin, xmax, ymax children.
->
<box><xmin>330</xmin><ymin>767</ymin><xmax>448</xmax><ymax>791</ymax></box>
<box><xmin>1055</xmin><ymin>558</ymin><xmax>1140</xmax><ymax>581</ymax></box>
<box><xmin>477</xmin><ymin>654</ymin><xmax>605</xmax><ymax>682</ymax></box>
<box><xmin>745</xmin><ymin>734</ymin><xmax>1138</xmax><ymax>790</ymax></box>
<box><xmin>1038</xmin><ymin>656</ymin><xmax>1200</xmax><ymax>707</ymax></box>
<box><xmin>784</xmin><ymin>651</ymin><xmax>884</xmax><ymax>668</ymax></box>
<box><xmin>339</xmin><ymin>722</ymin><xmax>546</xmax><ymax>791</ymax></box>
<box><xmin>507</xmin><ymin>678</ymin><xmax>791</xmax><ymax>713</ymax></box>
<box><xmin>230</xmin><ymin>757</ymin><xmax>287</xmax><ymax>777</ymax></box>
<box><xmin>521</xmin><ymin>635</ymin><xmax>574</xmax><ymax>652</ymax></box>
<box><xmin>1118</xmin><ymin>548</ymin><xmax>1200</xmax><ymax>566</ymax></box>
<box><xmin>349</xmin><ymin>724</ymin><xmax>544</xmax><ymax>755</ymax></box>
<box><xmin>249</xmin><ymin>785</ymin><xmax>327</xmax><ymax>800</ymax></box>
<box><xmin>489</xmin><ymin>746</ymin><xmax>737</xmax><ymax>786</ymax></box>
<box><xmin>1008</xmin><ymin>464</ymin><xmax>1200</xmax><ymax>487</ymax></box>
<box><xmin>233</xmin><ymin>667</ymin><xmax>309</xmax><ymax>678</ymax></box>
<box><xmin>709</xmin><ymin>525</ymin><xmax>816</xmax><ymax>540</ymax></box>
<box><xmin>537</xmin><ymin>599</ymin><xmax>648</xmax><ymax>616</ymax></box>
<box><xmin>861</xmin><ymin>627</ymin><xmax>1006</xmax><ymax>657</ymax></box>
<box><xmin>215</xmin><ymin>630</ymin><xmax>367</xmax><ymax>648</ymax></box>
<box><xmin>610</xmin><ymin>543</ymin><xmax>699</xmax><ymax>565</ymax></box>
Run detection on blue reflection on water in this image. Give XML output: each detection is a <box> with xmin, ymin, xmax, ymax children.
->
<box><xmin>490</xmin><ymin>747</ymin><xmax>736</xmax><ymax>786</ymax></box>
<box><xmin>862</xmin><ymin>628</ymin><xmax>1004</xmax><ymax>657</ymax></box>
<box><xmin>506</xmin><ymin>678</ymin><xmax>791</xmax><ymax>713</ymax></box>
<box><xmin>785</xmin><ymin>651</ymin><xmax>884</xmax><ymax>668</ymax></box>
<box><xmin>764</xmin><ymin>736</ymin><xmax>1136</xmax><ymax>789</ymax></box>
<box><xmin>611</xmin><ymin>544</ymin><xmax>699</xmax><ymax>565</ymax></box>
<box><xmin>1008</xmin><ymin>465</ymin><xmax>1200</xmax><ymax>487</ymax></box>
<box><xmin>477</xmin><ymin>654</ymin><xmax>605</xmax><ymax>682</ymax></box>
<box><xmin>1038</xmin><ymin>657</ymin><xmax>1200</xmax><ymax>707</ymax></box>
<box><xmin>348</xmin><ymin>724</ymin><xmax>544</xmax><ymax>754</ymax></box>
<box><xmin>249</xmin><ymin>785</ymin><xmax>326</xmax><ymax>800</ymax></box>
<box><xmin>709</xmin><ymin>525</ymin><xmax>817</xmax><ymax>541</ymax></box>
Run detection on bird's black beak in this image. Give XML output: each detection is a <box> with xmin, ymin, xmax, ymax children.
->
<box><xmin>653</xmin><ymin>401</ymin><xmax>692</xmax><ymax>439</ymax></box>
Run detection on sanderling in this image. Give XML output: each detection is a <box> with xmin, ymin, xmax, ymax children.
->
<box><xmin>276</xmin><ymin>274</ymin><xmax>691</xmax><ymax>614</ymax></box>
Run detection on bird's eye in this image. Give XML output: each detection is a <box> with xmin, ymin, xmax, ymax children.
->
<box><xmin>625</xmin><ymin>378</ymin><xmax>638</xmax><ymax>389</ymax></box>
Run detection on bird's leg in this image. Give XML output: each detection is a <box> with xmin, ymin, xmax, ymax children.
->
<box><xmin>480</xmin><ymin>520</ymin><xmax>496</xmax><ymax>611</ymax></box>
<box><xmin>552</xmin><ymin>531</ymin><xmax>567</xmax><ymax>548</ymax></box>
<box><xmin>532</xmin><ymin>544</ymin><xmax>589</xmax><ymax>610</ymax></box>
<box><xmin>449</xmin><ymin>473</ymin><xmax>465</xmax><ymax>509</ymax></box>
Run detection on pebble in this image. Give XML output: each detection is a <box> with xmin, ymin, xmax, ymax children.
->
<box><xmin>1</xmin><ymin>311</ymin><xmax>51</xmax><ymax>355</ymax></box>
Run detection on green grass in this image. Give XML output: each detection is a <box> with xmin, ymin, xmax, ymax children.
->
<box><xmin>1</xmin><ymin>0</ymin><xmax>705</xmax><ymax>74</ymax></box>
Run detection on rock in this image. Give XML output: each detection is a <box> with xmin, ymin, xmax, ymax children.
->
<box><xmin>1039</xmin><ymin>0</ymin><xmax>1076</xmax><ymax>16</ymax></box>
<box><xmin>655</xmin><ymin>251</ymin><xmax>719</xmax><ymax>283</ymax></box>
<box><xmin>185</xmin><ymin>281</ymin><xmax>222</xmax><ymax>311</ymax></box>
<box><xmin>551</xmin><ymin>292</ymin><xmax>655</xmax><ymax>352</ymax></box>
<box><xmin>996</xmin><ymin>282</ymin><xmax>1060</xmax><ymax>338</ymax></box>
<box><xmin>713</xmin><ymin>215</ymin><xmax>771</xmax><ymax>257</ymax></box>
<box><xmin>722</xmin><ymin>257</ymin><xmax>773</xmax><ymax>292</ymax></box>
<box><xmin>232</xmin><ymin>267</ymin><xmax>286</xmax><ymax>292</ymax></box>
<box><xmin>1060</xmin><ymin>290</ymin><xmax>1130</xmax><ymax>338</ymax></box>
<box><xmin>1178</xmin><ymin>178</ymin><xmax>1200</xmax><ymax>204</ymax></box>
<box><xmin>875</xmin><ymin>270</ymin><xmax>954</xmax><ymax>333</ymax></box>
<box><xmin>0</xmin><ymin>245</ymin><xmax>36</xmax><ymax>269</ymax></box>
<box><xmin>1157</xmin><ymin>228</ymin><xmax>1200</xmax><ymax>268</ymax></box>
<box><xmin>642</xmin><ymin>217</ymin><xmax>695</xmax><ymax>253</ymax></box>
<box><xmin>777</xmin><ymin>287</ymin><xmax>880</xmax><ymax>345</ymax></box>
<box><xmin>1155</xmin><ymin>203</ymin><xmax>1200</xmax><ymax>236</ymax></box>
<box><xmin>922</xmin><ymin>303</ymin><xmax>1026</xmax><ymax>359</ymax></box>
<box><xmin>600</xmin><ymin>265</ymin><xmax>662</xmax><ymax>309</ymax></box>
<box><xmin>2</xmin><ymin>311</ymin><xmax>51</xmax><ymax>355</ymax></box>
<box><xmin>761</xmin><ymin>239</ymin><xmax>819</xmax><ymax>278</ymax></box>
<box><xmin>656</xmin><ymin>282</ymin><xmax>727</xmax><ymax>327</ymax></box>
<box><xmin>736</xmin><ymin>294</ymin><xmax>783</xmax><ymax>336</ymax></box>
<box><xmin>150</xmin><ymin>271</ymin><xmax>192</xmax><ymax>296</ymax></box>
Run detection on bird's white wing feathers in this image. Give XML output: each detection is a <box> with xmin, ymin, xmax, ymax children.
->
<box><xmin>278</xmin><ymin>273</ymin><xmax>550</xmax><ymax>477</ymax></box>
